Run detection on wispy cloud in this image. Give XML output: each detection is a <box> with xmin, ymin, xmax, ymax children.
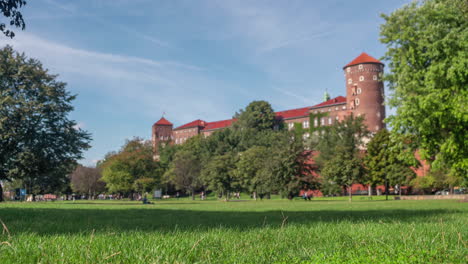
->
<box><xmin>0</xmin><ymin>33</ymin><xmax>231</xmax><ymax>124</ymax></box>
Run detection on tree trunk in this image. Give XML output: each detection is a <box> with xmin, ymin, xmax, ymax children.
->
<box><xmin>253</xmin><ymin>191</ymin><xmax>257</xmax><ymax>201</ymax></box>
<box><xmin>191</xmin><ymin>189</ymin><xmax>195</xmax><ymax>201</ymax></box>
<box><xmin>368</xmin><ymin>185</ymin><xmax>372</xmax><ymax>197</ymax></box>
<box><xmin>225</xmin><ymin>191</ymin><xmax>229</xmax><ymax>202</ymax></box>
<box><xmin>348</xmin><ymin>186</ymin><xmax>352</xmax><ymax>202</ymax></box>
<box><xmin>399</xmin><ymin>183</ymin><xmax>402</xmax><ymax>198</ymax></box>
<box><xmin>0</xmin><ymin>183</ymin><xmax>4</xmax><ymax>202</ymax></box>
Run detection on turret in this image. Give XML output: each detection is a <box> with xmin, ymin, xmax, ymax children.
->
<box><xmin>343</xmin><ymin>52</ymin><xmax>385</xmax><ymax>133</ymax></box>
<box><xmin>152</xmin><ymin>117</ymin><xmax>173</xmax><ymax>161</ymax></box>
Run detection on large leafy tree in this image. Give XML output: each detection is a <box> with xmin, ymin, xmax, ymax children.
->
<box><xmin>0</xmin><ymin>46</ymin><xmax>91</xmax><ymax>201</ymax></box>
<box><xmin>234</xmin><ymin>100</ymin><xmax>276</xmax><ymax>131</ymax></box>
<box><xmin>381</xmin><ymin>0</ymin><xmax>468</xmax><ymax>182</ymax></box>
<box><xmin>202</xmin><ymin>153</ymin><xmax>239</xmax><ymax>201</ymax></box>
<box><xmin>270</xmin><ymin>131</ymin><xmax>317</xmax><ymax>199</ymax></box>
<box><xmin>317</xmin><ymin>114</ymin><xmax>369</xmax><ymax>201</ymax></box>
<box><xmin>236</xmin><ymin>146</ymin><xmax>273</xmax><ymax>199</ymax></box>
<box><xmin>100</xmin><ymin>138</ymin><xmax>161</xmax><ymax>197</ymax></box>
<box><xmin>70</xmin><ymin>165</ymin><xmax>105</xmax><ymax>198</ymax></box>
<box><xmin>165</xmin><ymin>149</ymin><xmax>202</xmax><ymax>200</ymax></box>
<box><xmin>364</xmin><ymin>129</ymin><xmax>417</xmax><ymax>197</ymax></box>
<box><xmin>0</xmin><ymin>0</ymin><xmax>26</xmax><ymax>38</ymax></box>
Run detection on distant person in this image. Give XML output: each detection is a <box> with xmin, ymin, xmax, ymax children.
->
<box><xmin>176</xmin><ymin>192</ymin><xmax>180</xmax><ymax>200</ymax></box>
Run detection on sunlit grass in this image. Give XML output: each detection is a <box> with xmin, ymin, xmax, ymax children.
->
<box><xmin>0</xmin><ymin>199</ymin><xmax>466</xmax><ymax>263</ymax></box>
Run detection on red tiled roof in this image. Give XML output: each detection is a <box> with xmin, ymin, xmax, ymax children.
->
<box><xmin>154</xmin><ymin>117</ymin><xmax>173</xmax><ymax>126</ymax></box>
<box><xmin>275</xmin><ymin>106</ymin><xmax>311</xmax><ymax>120</ymax></box>
<box><xmin>310</xmin><ymin>96</ymin><xmax>346</xmax><ymax>109</ymax></box>
<box><xmin>175</xmin><ymin>119</ymin><xmax>206</xmax><ymax>130</ymax></box>
<box><xmin>344</xmin><ymin>52</ymin><xmax>383</xmax><ymax>68</ymax></box>
<box><xmin>174</xmin><ymin>96</ymin><xmax>347</xmax><ymax>131</ymax></box>
<box><xmin>202</xmin><ymin>119</ymin><xmax>235</xmax><ymax>131</ymax></box>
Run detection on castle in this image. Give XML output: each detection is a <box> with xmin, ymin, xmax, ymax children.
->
<box><xmin>152</xmin><ymin>52</ymin><xmax>386</xmax><ymax>160</ymax></box>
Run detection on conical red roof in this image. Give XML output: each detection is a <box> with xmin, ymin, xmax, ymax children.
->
<box><xmin>344</xmin><ymin>52</ymin><xmax>383</xmax><ymax>68</ymax></box>
<box><xmin>154</xmin><ymin>117</ymin><xmax>172</xmax><ymax>126</ymax></box>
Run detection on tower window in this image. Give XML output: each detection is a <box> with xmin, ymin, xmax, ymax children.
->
<box><xmin>303</xmin><ymin>120</ymin><xmax>309</xmax><ymax>129</ymax></box>
<box><xmin>358</xmin><ymin>64</ymin><xmax>363</xmax><ymax>70</ymax></box>
<box><xmin>346</xmin><ymin>67</ymin><xmax>350</xmax><ymax>73</ymax></box>
<box><xmin>348</xmin><ymin>78</ymin><xmax>352</xmax><ymax>84</ymax></box>
<box><xmin>373</xmin><ymin>75</ymin><xmax>377</xmax><ymax>80</ymax></box>
<box><xmin>355</xmin><ymin>98</ymin><xmax>360</xmax><ymax>105</ymax></box>
<box><xmin>357</xmin><ymin>88</ymin><xmax>362</xmax><ymax>94</ymax></box>
<box><xmin>359</xmin><ymin>76</ymin><xmax>364</xmax><ymax>81</ymax></box>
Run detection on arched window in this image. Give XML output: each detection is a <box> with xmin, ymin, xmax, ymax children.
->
<box><xmin>373</xmin><ymin>75</ymin><xmax>377</xmax><ymax>80</ymax></box>
<box><xmin>359</xmin><ymin>76</ymin><xmax>364</xmax><ymax>81</ymax></box>
<box><xmin>357</xmin><ymin>88</ymin><xmax>362</xmax><ymax>94</ymax></box>
<box><xmin>355</xmin><ymin>98</ymin><xmax>360</xmax><ymax>105</ymax></box>
<box><xmin>358</xmin><ymin>64</ymin><xmax>363</xmax><ymax>70</ymax></box>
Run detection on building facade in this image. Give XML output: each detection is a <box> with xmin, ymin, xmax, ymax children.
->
<box><xmin>152</xmin><ymin>53</ymin><xmax>386</xmax><ymax>159</ymax></box>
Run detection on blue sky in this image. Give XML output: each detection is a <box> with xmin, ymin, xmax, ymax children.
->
<box><xmin>0</xmin><ymin>0</ymin><xmax>410</xmax><ymax>165</ymax></box>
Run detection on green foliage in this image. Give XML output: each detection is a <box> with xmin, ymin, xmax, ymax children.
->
<box><xmin>0</xmin><ymin>0</ymin><xmax>27</xmax><ymax>38</ymax></box>
<box><xmin>236</xmin><ymin>146</ymin><xmax>272</xmax><ymax>195</ymax></box>
<box><xmin>381</xmin><ymin>0</ymin><xmax>468</xmax><ymax>180</ymax></box>
<box><xmin>202</xmin><ymin>153</ymin><xmax>239</xmax><ymax>200</ymax></box>
<box><xmin>0</xmin><ymin>46</ymin><xmax>91</xmax><ymax>199</ymax></box>
<box><xmin>234</xmin><ymin>100</ymin><xmax>276</xmax><ymax>131</ymax></box>
<box><xmin>100</xmin><ymin>138</ymin><xmax>161</xmax><ymax>195</ymax></box>
<box><xmin>317</xmin><ymin>114</ymin><xmax>370</xmax><ymax>200</ymax></box>
<box><xmin>168</xmin><ymin>149</ymin><xmax>202</xmax><ymax>199</ymax></box>
<box><xmin>364</xmin><ymin>129</ymin><xmax>417</xmax><ymax>189</ymax></box>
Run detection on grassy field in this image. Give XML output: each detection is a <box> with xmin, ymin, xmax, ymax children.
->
<box><xmin>0</xmin><ymin>198</ymin><xmax>466</xmax><ymax>263</ymax></box>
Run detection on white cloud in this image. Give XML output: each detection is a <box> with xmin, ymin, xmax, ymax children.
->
<box><xmin>0</xmin><ymin>33</ymin><xmax>233</xmax><ymax>124</ymax></box>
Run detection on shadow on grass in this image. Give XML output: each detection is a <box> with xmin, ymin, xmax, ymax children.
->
<box><xmin>0</xmin><ymin>207</ymin><xmax>461</xmax><ymax>236</ymax></box>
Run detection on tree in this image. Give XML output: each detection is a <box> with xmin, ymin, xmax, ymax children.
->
<box><xmin>0</xmin><ymin>46</ymin><xmax>91</xmax><ymax>201</ymax></box>
<box><xmin>167</xmin><ymin>149</ymin><xmax>202</xmax><ymax>200</ymax></box>
<box><xmin>0</xmin><ymin>0</ymin><xmax>26</xmax><ymax>38</ymax></box>
<box><xmin>70</xmin><ymin>165</ymin><xmax>105</xmax><ymax>198</ymax></box>
<box><xmin>100</xmin><ymin>138</ymin><xmax>161</xmax><ymax>198</ymax></box>
<box><xmin>317</xmin><ymin>114</ymin><xmax>369</xmax><ymax>201</ymax></box>
<box><xmin>381</xmin><ymin>0</ymin><xmax>468</xmax><ymax>182</ymax></box>
<box><xmin>234</xmin><ymin>100</ymin><xmax>276</xmax><ymax>131</ymax></box>
<box><xmin>202</xmin><ymin>153</ymin><xmax>238</xmax><ymax>201</ymax></box>
<box><xmin>236</xmin><ymin>146</ymin><xmax>272</xmax><ymax>199</ymax></box>
<box><xmin>270</xmin><ymin>131</ymin><xmax>317</xmax><ymax>199</ymax></box>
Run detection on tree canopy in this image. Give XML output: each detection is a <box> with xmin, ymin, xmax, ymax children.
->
<box><xmin>0</xmin><ymin>0</ymin><xmax>27</xmax><ymax>38</ymax></box>
<box><xmin>0</xmin><ymin>46</ymin><xmax>91</xmax><ymax>201</ymax></box>
<box><xmin>100</xmin><ymin>138</ymin><xmax>161</xmax><ymax>197</ymax></box>
<box><xmin>381</xmin><ymin>0</ymin><xmax>468</xmax><ymax>182</ymax></box>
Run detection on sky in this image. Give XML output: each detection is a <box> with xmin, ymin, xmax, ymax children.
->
<box><xmin>0</xmin><ymin>0</ymin><xmax>411</xmax><ymax>165</ymax></box>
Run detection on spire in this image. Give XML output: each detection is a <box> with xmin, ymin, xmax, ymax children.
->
<box><xmin>323</xmin><ymin>90</ymin><xmax>330</xmax><ymax>101</ymax></box>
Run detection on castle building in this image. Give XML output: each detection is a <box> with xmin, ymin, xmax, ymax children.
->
<box><xmin>152</xmin><ymin>53</ymin><xmax>385</xmax><ymax>159</ymax></box>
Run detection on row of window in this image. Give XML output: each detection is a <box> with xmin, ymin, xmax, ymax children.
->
<box><xmin>175</xmin><ymin>137</ymin><xmax>190</xmax><ymax>144</ymax></box>
<box><xmin>346</xmin><ymin>64</ymin><xmax>384</xmax><ymax>72</ymax></box>
<box><xmin>347</xmin><ymin>75</ymin><xmax>379</xmax><ymax>84</ymax></box>
<box><xmin>174</xmin><ymin>128</ymin><xmax>197</xmax><ymax>134</ymax></box>
<box><xmin>312</xmin><ymin>105</ymin><xmax>346</xmax><ymax>114</ymax></box>
<box><xmin>287</xmin><ymin>116</ymin><xmax>339</xmax><ymax>130</ymax></box>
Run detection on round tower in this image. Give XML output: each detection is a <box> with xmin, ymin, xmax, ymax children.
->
<box><xmin>152</xmin><ymin>117</ymin><xmax>173</xmax><ymax>161</ymax></box>
<box><xmin>343</xmin><ymin>52</ymin><xmax>385</xmax><ymax>133</ymax></box>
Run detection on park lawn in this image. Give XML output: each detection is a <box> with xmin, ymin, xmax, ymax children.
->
<box><xmin>0</xmin><ymin>199</ymin><xmax>466</xmax><ymax>263</ymax></box>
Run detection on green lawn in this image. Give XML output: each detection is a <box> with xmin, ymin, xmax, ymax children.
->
<box><xmin>0</xmin><ymin>198</ymin><xmax>466</xmax><ymax>263</ymax></box>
